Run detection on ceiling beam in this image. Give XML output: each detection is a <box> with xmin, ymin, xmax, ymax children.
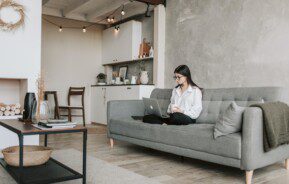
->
<box><xmin>135</xmin><ymin>0</ymin><xmax>165</xmax><ymax>5</ymax></box>
<box><xmin>87</xmin><ymin>0</ymin><xmax>129</xmax><ymax>22</ymax></box>
<box><xmin>63</xmin><ymin>0</ymin><xmax>91</xmax><ymax>16</ymax></box>
<box><xmin>42</xmin><ymin>0</ymin><xmax>50</xmax><ymax>6</ymax></box>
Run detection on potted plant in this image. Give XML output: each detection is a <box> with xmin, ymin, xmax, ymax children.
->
<box><xmin>97</xmin><ymin>73</ymin><xmax>106</xmax><ymax>83</ymax></box>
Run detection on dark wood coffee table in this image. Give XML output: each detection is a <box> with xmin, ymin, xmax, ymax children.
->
<box><xmin>0</xmin><ymin>119</ymin><xmax>87</xmax><ymax>184</ymax></box>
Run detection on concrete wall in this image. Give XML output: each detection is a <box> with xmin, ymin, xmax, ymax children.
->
<box><xmin>165</xmin><ymin>0</ymin><xmax>289</xmax><ymax>89</ymax></box>
<box><xmin>42</xmin><ymin>16</ymin><xmax>103</xmax><ymax>124</ymax></box>
<box><xmin>141</xmin><ymin>12</ymin><xmax>154</xmax><ymax>46</ymax></box>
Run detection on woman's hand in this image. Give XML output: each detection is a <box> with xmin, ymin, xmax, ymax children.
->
<box><xmin>172</xmin><ymin>106</ymin><xmax>183</xmax><ymax>113</ymax></box>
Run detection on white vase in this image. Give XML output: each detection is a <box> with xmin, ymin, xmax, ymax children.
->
<box><xmin>140</xmin><ymin>71</ymin><xmax>149</xmax><ymax>84</ymax></box>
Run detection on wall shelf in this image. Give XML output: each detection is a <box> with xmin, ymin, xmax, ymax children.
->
<box><xmin>102</xmin><ymin>57</ymin><xmax>153</xmax><ymax>66</ymax></box>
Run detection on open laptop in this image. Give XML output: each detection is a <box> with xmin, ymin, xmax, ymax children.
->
<box><xmin>142</xmin><ymin>97</ymin><xmax>169</xmax><ymax>118</ymax></box>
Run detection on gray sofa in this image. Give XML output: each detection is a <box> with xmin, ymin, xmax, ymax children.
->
<box><xmin>107</xmin><ymin>87</ymin><xmax>289</xmax><ymax>184</ymax></box>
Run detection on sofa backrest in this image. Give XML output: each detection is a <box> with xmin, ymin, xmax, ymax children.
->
<box><xmin>150</xmin><ymin>87</ymin><xmax>289</xmax><ymax>124</ymax></box>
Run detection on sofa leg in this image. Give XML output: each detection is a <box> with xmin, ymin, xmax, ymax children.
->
<box><xmin>285</xmin><ymin>159</ymin><xmax>289</xmax><ymax>170</ymax></box>
<box><xmin>110</xmin><ymin>138</ymin><xmax>114</xmax><ymax>148</ymax></box>
<box><xmin>245</xmin><ymin>170</ymin><xmax>253</xmax><ymax>184</ymax></box>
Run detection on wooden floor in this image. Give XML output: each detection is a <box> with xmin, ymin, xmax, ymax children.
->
<box><xmin>41</xmin><ymin>124</ymin><xmax>289</xmax><ymax>184</ymax></box>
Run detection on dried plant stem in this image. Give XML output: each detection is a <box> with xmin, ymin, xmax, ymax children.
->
<box><xmin>35</xmin><ymin>73</ymin><xmax>45</xmax><ymax>121</ymax></box>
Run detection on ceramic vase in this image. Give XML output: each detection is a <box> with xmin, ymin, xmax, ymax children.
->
<box><xmin>140</xmin><ymin>71</ymin><xmax>149</xmax><ymax>84</ymax></box>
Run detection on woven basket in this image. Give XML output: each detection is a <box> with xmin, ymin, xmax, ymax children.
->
<box><xmin>2</xmin><ymin>146</ymin><xmax>52</xmax><ymax>167</ymax></box>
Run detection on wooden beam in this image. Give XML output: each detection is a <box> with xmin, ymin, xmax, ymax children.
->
<box><xmin>42</xmin><ymin>0</ymin><xmax>50</xmax><ymax>6</ymax></box>
<box><xmin>135</xmin><ymin>0</ymin><xmax>165</xmax><ymax>5</ymax></box>
<box><xmin>63</xmin><ymin>0</ymin><xmax>91</xmax><ymax>16</ymax></box>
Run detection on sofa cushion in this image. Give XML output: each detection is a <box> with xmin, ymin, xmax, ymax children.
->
<box><xmin>214</xmin><ymin>102</ymin><xmax>246</xmax><ymax>139</ymax></box>
<box><xmin>109</xmin><ymin>118</ymin><xmax>241</xmax><ymax>159</ymax></box>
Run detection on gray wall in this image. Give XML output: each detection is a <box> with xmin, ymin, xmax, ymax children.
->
<box><xmin>141</xmin><ymin>12</ymin><xmax>154</xmax><ymax>46</ymax></box>
<box><xmin>165</xmin><ymin>0</ymin><xmax>289</xmax><ymax>89</ymax></box>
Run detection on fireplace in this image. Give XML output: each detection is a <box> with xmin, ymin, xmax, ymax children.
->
<box><xmin>0</xmin><ymin>78</ymin><xmax>28</xmax><ymax>119</ymax></box>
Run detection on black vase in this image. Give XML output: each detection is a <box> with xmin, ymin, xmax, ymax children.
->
<box><xmin>23</xmin><ymin>93</ymin><xmax>37</xmax><ymax>121</ymax></box>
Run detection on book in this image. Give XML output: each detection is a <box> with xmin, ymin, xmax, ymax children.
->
<box><xmin>33</xmin><ymin>124</ymin><xmax>76</xmax><ymax>130</ymax></box>
<box><xmin>39</xmin><ymin>121</ymin><xmax>77</xmax><ymax>127</ymax></box>
<box><xmin>38</xmin><ymin>121</ymin><xmax>77</xmax><ymax>129</ymax></box>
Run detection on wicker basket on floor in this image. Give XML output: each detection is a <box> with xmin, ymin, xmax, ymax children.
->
<box><xmin>2</xmin><ymin>146</ymin><xmax>52</xmax><ymax>167</ymax></box>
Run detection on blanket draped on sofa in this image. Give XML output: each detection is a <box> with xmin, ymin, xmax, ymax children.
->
<box><xmin>251</xmin><ymin>102</ymin><xmax>289</xmax><ymax>152</ymax></box>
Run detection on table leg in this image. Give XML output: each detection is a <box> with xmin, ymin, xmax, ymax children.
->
<box><xmin>44</xmin><ymin>134</ymin><xmax>48</xmax><ymax>147</ymax></box>
<box><xmin>18</xmin><ymin>134</ymin><xmax>24</xmax><ymax>184</ymax></box>
<box><xmin>83</xmin><ymin>130</ymin><xmax>87</xmax><ymax>184</ymax></box>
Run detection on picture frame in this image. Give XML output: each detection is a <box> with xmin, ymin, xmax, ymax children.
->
<box><xmin>119</xmin><ymin>66</ymin><xmax>128</xmax><ymax>81</ymax></box>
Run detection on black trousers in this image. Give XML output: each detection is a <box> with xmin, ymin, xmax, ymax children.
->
<box><xmin>143</xmin><ymin>112</ymin><xmax>196</xmax><ymax>125</ymax></box>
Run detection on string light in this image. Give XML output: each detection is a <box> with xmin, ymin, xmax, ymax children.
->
<box><xmin>43</xmin><ymin>2</ymin><xmax>135</xmax><ymax>33</ymax></box>
<box><xmin>121</xmin><ymin>5</ymin><xmax>125</xmax><ymax>15</ymax></box>
<box><xmin>114</xmin><ymin>25</ymin><xmax>120</xmax><ymax>31</ymax></box>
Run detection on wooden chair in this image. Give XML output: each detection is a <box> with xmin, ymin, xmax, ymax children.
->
<box><xmin>44</xmin><ymin>91</ymin><xmax>60</xmax><ymax>119</ymax></box>
<box><xmin>59</xmin><ymin>87</ymin><xmax>86</xmax><ymax>126</ymax></box>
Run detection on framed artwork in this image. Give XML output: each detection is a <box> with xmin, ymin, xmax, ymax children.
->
<box><xmin>119</xmin><ymin>66</ymin><xmax>128</xmax><ymax>81</ymax></box>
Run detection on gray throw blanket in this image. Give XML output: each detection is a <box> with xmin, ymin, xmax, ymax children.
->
<box><xmin>251</xmin><ymin>102</ymin><xmax>289</xmax><ymax>152</ymax></box>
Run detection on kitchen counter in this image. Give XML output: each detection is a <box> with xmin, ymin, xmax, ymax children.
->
<box><xmin>91</xmin><ymin>84</ymin><xmax>154</xmax><ymax>87</ymax></box>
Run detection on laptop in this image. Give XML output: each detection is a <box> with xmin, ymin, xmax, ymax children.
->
<box><xmin>142</xmin><ymin>98</ymin><xmax>169</xmax><ymax>118</ymax></box>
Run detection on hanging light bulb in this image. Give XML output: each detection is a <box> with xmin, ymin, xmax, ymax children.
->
<box><xmin>107</xmin><ymin>17</ymin><xmax>110</xmax><ymax>22</ymax></box>
<box><xmin>59</xmin><ymin>26</ymin><xmax>63</xmax><ymax>32</ymax></box>
<box><xmin>121</xmin><ymin>5</ymin><xmax>125</xmax><ymax>15</ymax></box>
<box><xmin>114</xmin><ymin>25</ymin><xmax>120</xmax><ymax>32</ymax></box>
<box><xmin>83</xmin><ymin>26</ymin><xmax>86</xmax><ymax>33</ymax></box>
<box><xmin>111</xmin><ymin>17</ymin><xmax>115</xmax><ymax>23</ymax></box>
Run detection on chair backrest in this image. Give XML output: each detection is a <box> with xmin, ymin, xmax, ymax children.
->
<box><xmin>150</xmin><ymin>87</ymin><xmax>289</xmax><ymax>124</ymax></box>
<box><xmin>68</xmin><ymin>87</ymin><xmax>85</xmax><ymax>106</ymax></box>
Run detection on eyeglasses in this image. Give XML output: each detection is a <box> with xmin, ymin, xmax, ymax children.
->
<box><xmin>173</xmin><ymin>76</ymin><xmax>184</xmax><ymax>80</ymax></box>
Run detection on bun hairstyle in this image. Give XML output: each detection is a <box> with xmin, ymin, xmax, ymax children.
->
<box><xmin>174</xmin><ymin>65</ymin><xmax>202</xmax><ymax>91</ymax></box>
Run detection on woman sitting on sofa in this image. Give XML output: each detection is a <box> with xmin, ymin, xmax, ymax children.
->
<box><xmin>143</xmin><ymin>65</ymin><xmax>203</xmax><ymax>125</ymax></box>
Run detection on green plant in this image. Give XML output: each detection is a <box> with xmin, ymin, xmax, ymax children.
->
<box><xmin>97</xmin><ymin>73</ymin><xmax>106</xmax><ymax>79</ymax></box>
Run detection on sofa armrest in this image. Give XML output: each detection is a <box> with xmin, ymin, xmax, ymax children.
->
<box><xmin>107</xmin><ymin>100</ymin><xmax>145</xmax><ymax>137</ymax></box>
<box><xmin>241</xmin><ymin>107</ymin><xmax>263</xmax><ymax>170</ymax></box>
<box><xmin>241</xmin><ymin>107</ymin><xmax>289</xmax><ymax>171</ymax></box>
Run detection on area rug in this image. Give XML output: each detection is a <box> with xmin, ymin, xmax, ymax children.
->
<box><xmin>0</xmin><ymin>149</ymin><xmax>161</xmax><ymax>184</ymax></box>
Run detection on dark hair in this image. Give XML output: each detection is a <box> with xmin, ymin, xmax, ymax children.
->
<box><xmin>174</xmin><ymin>65</ymin><xmax>202</xmax><ymax>90</ymax></box>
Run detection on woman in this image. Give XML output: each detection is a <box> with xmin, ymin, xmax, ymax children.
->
<box><xmin>143</xmin><ymin>65</ymin><xmax>203</xmax><ymax>125</ymax></box>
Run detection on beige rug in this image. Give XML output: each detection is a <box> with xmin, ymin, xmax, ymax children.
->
<box><xmin>0</xmin><ymin>149</ymin><xmax>161</xmax><ymax>184</ymax></box>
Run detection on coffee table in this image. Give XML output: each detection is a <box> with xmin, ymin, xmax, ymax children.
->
<box><xmin>0</xmin><ymin>119</ymin><xmax>87</xmax><ymax>184</ymax></box>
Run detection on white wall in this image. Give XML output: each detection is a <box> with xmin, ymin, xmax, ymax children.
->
<box><xmin>0</xmin><ymin>79</ymin><xmax>21</xmax><ymax>104</ymax></box>
<box><xmin>0</xmin><ymin>0</ymin><xmax>41</xmax><ymax>151</ymax></box>
<box><xmin>0</xmin><ymin>0</ymin><xmax>42</xmax><ymax>92</ymax></box>
<box><xmin>42</xmin><ymin>17</ymin><xmax>103</xmax><ymax>124</ymax></box>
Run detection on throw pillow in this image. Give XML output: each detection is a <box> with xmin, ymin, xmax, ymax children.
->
<box><xmin>214</xmin><ymin>101</ymin><xmax>246</xmax><ymax>139</ymax></box>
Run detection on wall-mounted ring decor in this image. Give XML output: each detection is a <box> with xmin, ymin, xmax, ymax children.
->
<box><xmin>0</xmin><ymin>0</ymin><xmax>25</xmax><ymax>31</ymax></box>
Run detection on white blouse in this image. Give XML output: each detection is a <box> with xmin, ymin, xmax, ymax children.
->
<box><xmin>167</xmin><ymin>85</ymin><xmax>203</xmax><ymax>119</ymax></box>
